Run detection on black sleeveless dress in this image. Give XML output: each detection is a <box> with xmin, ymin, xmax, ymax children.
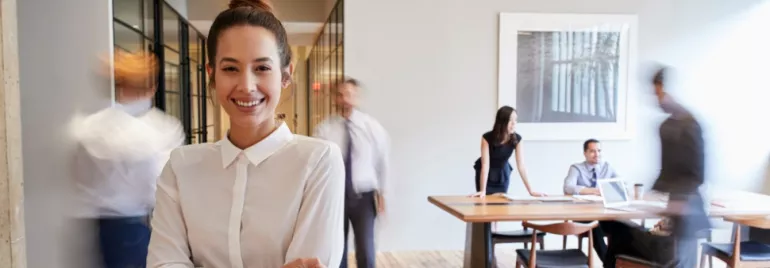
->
<box><xmin>474</xmin><ymin>132</ymin><xmax>521</xmax><ymax>194</ymax></box>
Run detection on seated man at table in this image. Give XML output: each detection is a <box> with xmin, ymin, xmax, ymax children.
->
<box><xmin>563</xmin><ymin>138</ymin><xmax>619</xmax><ymax>196</ymax></box>
<box><xmin>563</xmin><ymin>138</ymin><xmax>618</xmax><ymax>261</ymax></box>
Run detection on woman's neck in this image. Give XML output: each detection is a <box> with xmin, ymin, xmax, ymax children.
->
<box><xmin>228</xmin><ymin>119</ymin><xmax>278</xmax><ymax>150</ymax></box>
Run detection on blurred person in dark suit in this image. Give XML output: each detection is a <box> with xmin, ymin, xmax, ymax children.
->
<box><xmin>70</xmin><ymin>51</ymin><xmax>184</xmax><ymax>268</ymax></box>
<box><xmin>601</xmin><ymin>66</ymin><xmax>710</xmax><ymax>268</ymax></box>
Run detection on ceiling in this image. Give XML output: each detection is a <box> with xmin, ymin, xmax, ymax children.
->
<box><xmin>187</xmin><ymin>0</ymin><xmax>333</xmax><ymax>22</ymax></box>
<box><xmin>186</xmin><ymin>0</ymin><xmax>336</xmax><ymax>45</ymax></box>
<box><xmin>113</xmin><ymin>0</ymin><xmax>333</xmax><ymax>49</ymax></box>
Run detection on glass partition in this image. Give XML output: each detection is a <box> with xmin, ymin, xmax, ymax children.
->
<box><xmin>307</xmin><ymin>0</ymin><xmax>344</xmax><ymax>132</ymax></box>
<box><xmin>113</xmin><ymin>0</ymin><xmax>212</xmax><ymax>144</ymax></box>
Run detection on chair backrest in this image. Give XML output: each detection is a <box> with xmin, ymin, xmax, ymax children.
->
<box><xmin>522</xmin><ymin>221</ymin><xmax>598</xmax><ymax>236</ymax></box>
<box><xmin>521</xmin><ymin>221</ymin><xmax>598</xmax><ymax>267</ymax></box>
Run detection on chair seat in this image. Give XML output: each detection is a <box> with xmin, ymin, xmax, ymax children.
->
<box><xmin>515</xmin><ymin>249</ymin><xmax>588</xmax><ymax>268</ymax></box>
<box><xmin>702</xmin><ymin>241</ymin><xmax>770</xmax><ymax>261</ymax></box>
<box><xmin>617</xmin><ymin>254</ymin><xmax>661</xmax><ymax>267</ymax></box>
<box><xmin>493</xmin><ymin>229</ymin><xmax>546</xmax><ymax>239</ymax></box>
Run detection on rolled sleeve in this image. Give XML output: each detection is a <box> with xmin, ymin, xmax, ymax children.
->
<box><xmin>284</xmin><ymin>144</ymin><xmax>345</xmax><ymax>267</ymax></box>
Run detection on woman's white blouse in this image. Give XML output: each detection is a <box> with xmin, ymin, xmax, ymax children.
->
<box><xmin>147</xmin><ymin>123</ymin><xmax>345</xmax><ymax>268</ymax></box>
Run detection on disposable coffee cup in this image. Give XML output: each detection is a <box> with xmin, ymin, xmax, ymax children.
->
<box><xmin>634</xmin><ymin>183</ymin><xmax>644</xmax><ymax>200</ymax></box>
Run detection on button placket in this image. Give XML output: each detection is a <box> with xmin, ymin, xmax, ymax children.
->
<box><xmin>227</xmin><ymin>154</ymin><xmax>249</xmax><ymax>268</ymax></box>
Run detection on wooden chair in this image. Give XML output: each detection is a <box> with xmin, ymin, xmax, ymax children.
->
<box><xmin>700</xmin><ymin>216</ymin><xmax>770</xmax><ymax>268</ymax></box>
<box><xmin>493</xmin><ymin>227</ymin><xmax>546</xmax><ymax>250</ymax></box>
<box><xmin>560</xmin><ymin>220</ymin><xmax>607</xmax><ymax>252</ymax></box>
<box><xmin>515</xmin><ymin>221</ymin><xmax>598</xmax><ymax>268</ymax></box>
<box><xmin>562</xmin><ymin>228</ymin><xmax>606</xmax><ymax>251</ymax></box>
<box><xmin>492</xmin><ymin>227</ymin><xmax>546</xmax><ymax>267</ymax></box>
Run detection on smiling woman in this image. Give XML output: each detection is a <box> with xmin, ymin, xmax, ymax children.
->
<box><xmin>146</xmin><ymin>1</ymin><xmax>345</xmax><ymax>268</ymax></box>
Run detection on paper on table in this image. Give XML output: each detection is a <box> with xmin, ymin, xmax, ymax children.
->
<box><xmin>573</xmin><ymin>195</ymin><xmax>604</xmax><ymax>202</ymax></box>
<box><xmin>503</xmin><ymin>195</ymin><xmax>574</xmax><ymax>202</ymax></box>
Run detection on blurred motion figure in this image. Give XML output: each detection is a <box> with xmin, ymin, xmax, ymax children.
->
<box><xmin>601</xmin><ymin>66</ymin><xmax>710</xmax><ymax>267</ymax></box>
<box><xmin>70</xmin><ymin>51</ymin><xmax>184</xmax><ymax>268</ymax></box>
<box><xmin>315</xmin><ymin>78</ymin><xmax>390</xmax><ymax>268</ymax></box>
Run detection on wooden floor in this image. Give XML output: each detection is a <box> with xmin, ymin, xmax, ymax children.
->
<box><xmin>346</xmin><ymin>250</ymin><xmax>719</xmax><ymax>268</ymax></box>
<box><xmin>346</xmin><ymin>250</ymin><xmax>518</xmax><ymax>268</ymax></box>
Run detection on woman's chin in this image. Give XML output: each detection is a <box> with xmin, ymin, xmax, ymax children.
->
<box><xmin>230</xmin><ymin>114</ymin><xmax>273</xmax><ymax>129</ymax></box>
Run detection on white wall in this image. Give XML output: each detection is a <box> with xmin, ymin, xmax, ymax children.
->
<box><xmin>18</xmin><ymin>0</ymin><xmax>113</xmax><ymax>267</ymax></box>
<box><xmin>345</xmin><ymin>0</ymin><xmax>770</xmax><ymax>251</ymax></box>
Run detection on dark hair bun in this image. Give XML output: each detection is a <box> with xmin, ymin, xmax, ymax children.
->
<box><xmin>652</xmin><ymin>66</ymin><xmax>666</xmax><ymax>86</ymax></box>
<box><xmin>229</xmin><ymin>0</ymin><xmax>273</xmax><ymax>13</ymax></box>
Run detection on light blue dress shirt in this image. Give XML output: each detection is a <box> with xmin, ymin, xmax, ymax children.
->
<box><xmin>563</xmin><ymin>161</ymin><xmax>619</xmax><ymax>195</ymax></box>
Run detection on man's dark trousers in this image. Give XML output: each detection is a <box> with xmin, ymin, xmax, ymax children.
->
<box><xmin>340</xmin><ymin>191</ymin><xmax>377</xmax><ymax>268</ymax></box>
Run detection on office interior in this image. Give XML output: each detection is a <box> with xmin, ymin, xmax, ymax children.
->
<box><xmin>1</xmin><ymin>0</ymin><xmax>768</xmax><ymax>267</ymax></box>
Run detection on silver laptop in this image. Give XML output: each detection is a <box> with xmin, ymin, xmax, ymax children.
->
<box><xmin>598</xmin><ymin>179</ymin><xmax>666</xmax><ymax>211</ymax></box>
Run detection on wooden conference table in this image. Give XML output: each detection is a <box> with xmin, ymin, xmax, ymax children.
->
<box><xmin>428</xmin><ymin>190</ymin><xmax>770</xmax><ymax>268</ymax></box>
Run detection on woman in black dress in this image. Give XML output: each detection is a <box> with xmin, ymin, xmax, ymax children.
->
<box><xmin>472</xmin><ymin>106</ymin><xmax>545</xmax><ymax>197</ymax></box>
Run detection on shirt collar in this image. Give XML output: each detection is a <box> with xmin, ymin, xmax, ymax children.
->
<box><xmin>345</xmin><ymin>109</ymin><xmax>364</xmax><ymax>126</ymax></box>
<box><xmin>217</xmin><ymin>122</ymin><xmax>294</xmax><ymax>168</ymax></box>
<box><xmin>115</xmin><ymin>99</ymin><xmax>152</xmax><ymax>116</ymax></box>
<box><xmin>584</xmin><ymin>161</ymin><xmax>602</xmax><ymax>170</ymax></box>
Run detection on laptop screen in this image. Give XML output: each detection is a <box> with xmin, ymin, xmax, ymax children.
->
<box><xmin>599</xmin><ymin>180</ymin><xmax>629</xmax><ymax>204</ymax></box>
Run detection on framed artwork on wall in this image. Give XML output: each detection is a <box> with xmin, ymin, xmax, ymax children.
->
<box><xmin>498</xmin><ymin>13</ymin><xmax>638</xmax><ymax>140</ymax></box>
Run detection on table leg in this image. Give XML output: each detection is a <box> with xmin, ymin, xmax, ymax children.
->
<box><xmin>463</xmin><ymin>222</ymin><xmax>492</xmax><ymax>268</ymax></box>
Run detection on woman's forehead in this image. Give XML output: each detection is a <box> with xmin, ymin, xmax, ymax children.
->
<box><xmin>216</xmin><ymin>26</ymin><xmax>280</xmax><ymax>61</ymax></box>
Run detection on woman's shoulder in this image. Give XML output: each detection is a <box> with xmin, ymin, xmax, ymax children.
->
<box><xmin>511</xmin><ymin>132</ymin><xmax>523</xmax><ymax>147</ymax></box>
<box><xmin>166</xmin><ymin>143</ymin><xmax>219</xmax><ymax>167</ymax></box>
<box><xmin>289</xmin><ymin>135</ymin><xmax>343</xmax><ymax>162</ymax></box>
<box><xmin>482</xmin><ymin>131</ymin><xmax>494</xmax><ymax>140</ymax></box>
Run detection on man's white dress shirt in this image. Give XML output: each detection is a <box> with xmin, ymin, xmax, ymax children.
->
<box><xmin>71</xmin><ymin>100</ymin><xmax>184</xmax><ymax>218</ymax></box>
<box><xmin>313</xmin><ymin>110</ymin><xmax>389</xmax><ymax>194</ymax></box>
<box><xmin>147</xmin><ymin>123</ymin><xmax>345</xmax><ymax>268</ymax></box>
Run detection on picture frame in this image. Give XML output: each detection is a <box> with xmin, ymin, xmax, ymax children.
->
<box><xmin>498</xmin><ymin>13</ymin><xmax>639</xmax><ymax>141</ymax></box>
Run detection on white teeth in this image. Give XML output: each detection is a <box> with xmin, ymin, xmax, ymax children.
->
<box><xmin>234</xmin><ymin>99</ymin><xmax>262</xmax><ymax>107</ymax></box>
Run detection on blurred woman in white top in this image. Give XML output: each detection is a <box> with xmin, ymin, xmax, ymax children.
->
<box><xmin>146</xmin><ymin>0</ymin><xmax>345</xmax><ymax>268</ymax></box>
<box><xmin>71</xmin><ymin>51</ymin><xmax>184</xmax><ymax>268</ymax></box>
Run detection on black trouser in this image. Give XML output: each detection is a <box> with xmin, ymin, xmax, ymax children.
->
<box><xmin>340</xmin><ymin>191</ymin><xmax>377</xmax><ymax>268</ymax></box>
<box><xmin>97</xmin><ymin>216</ymin><xmax>151</xmax><ymax>268</ymax></box>
<box><xmin>600</xmin><ymin>220</ymin><xmax>698</xmax><ymax>268</ymax></box>
<box><xmin>577</xmin><ymin>221</ymin><xmax>608</xmax><ymax>261</ymax></box>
